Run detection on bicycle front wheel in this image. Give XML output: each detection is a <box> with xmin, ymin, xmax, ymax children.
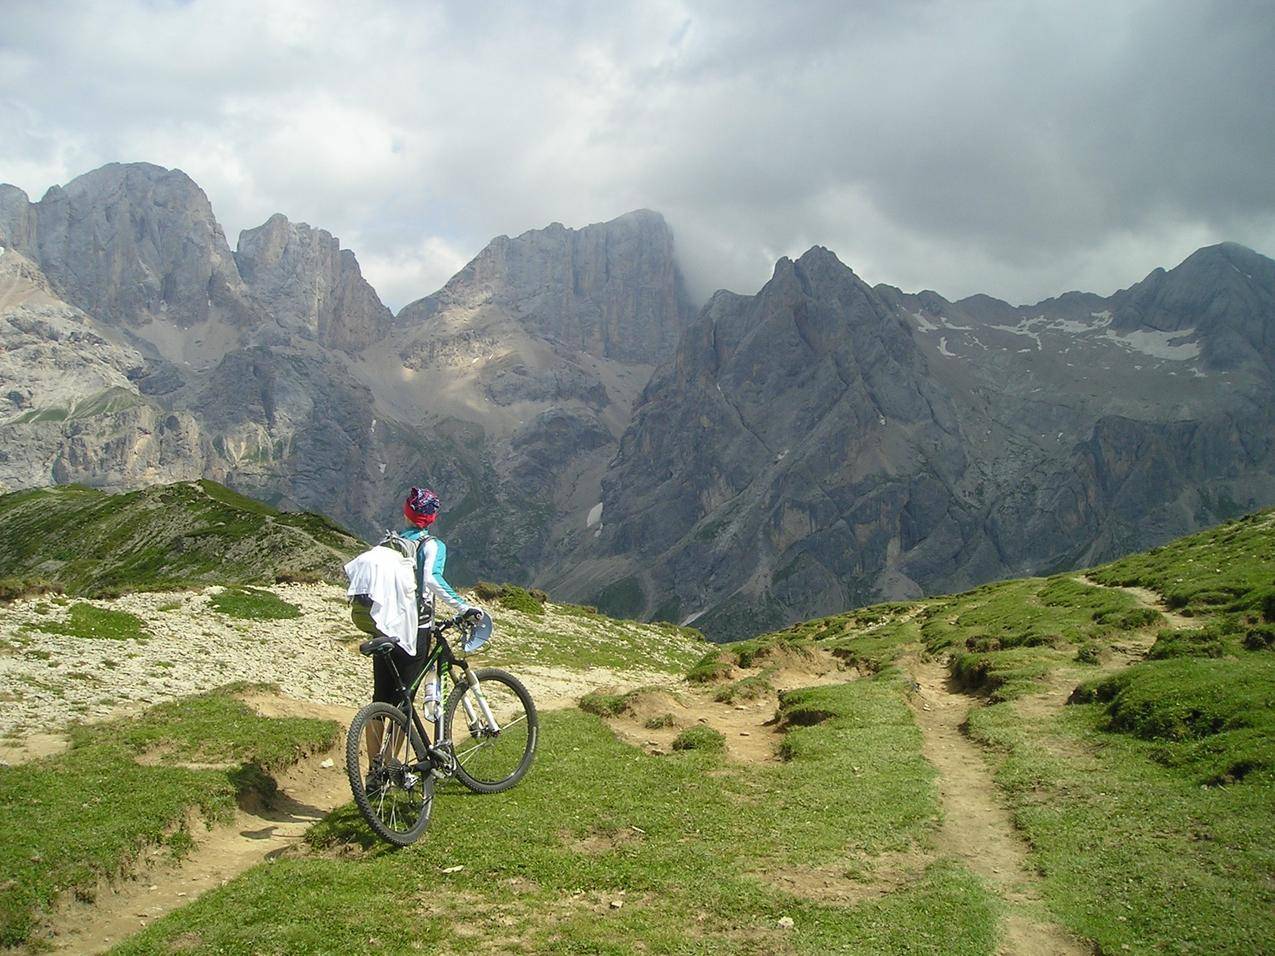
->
<box><xmin>346</xmin><ymin>702</ymin><xmax>435</xmax><ymax>846</ymax></box>
<box><xmin>442</xmin><ymin>668</ymin><xmax>538</xmax><ymax>794</ymax></box>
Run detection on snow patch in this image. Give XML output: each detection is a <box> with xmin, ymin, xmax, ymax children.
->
<box><xmin>989</xmin><ymin>319</ymin><xmax>1043</xmax><ymax>350</ymax></box>
<box><xmin>937</xmin><ymin>337</ymin><xmax>956</xmax><ymax>357</ymax></box>
<box><xmin>911</xmin><ymin>312</ymin><xmax>939</xmax><ymax>332</ymax></box>
<box><xmin>1101</xmin><ymin>328</ymin><xmax>1200</xmax><ymax>361</ymax></box>
<box><xmin>586</xmin><ymin>502</ymin><xmax>603</xmax><ymax>528</ymax></box>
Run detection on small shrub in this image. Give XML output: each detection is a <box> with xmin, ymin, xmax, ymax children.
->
<box><xmin>686</xmin><ymin>649</ymin><xmax>735</xmax><ymax>683</ymax></box>
<box><xmin>472</xmin><ymin>581</ymin><xmax>504</xmax><ymax>602</ymax></box>
<box><xmin>1262</xmin><ymin>588</ymin><xmax>1275</xmax><ymax>622</ymax></box>
<box><xmin>496</xmin><ymin>586</ymin><xmax>545</xmax><ymax>616</ymax></box>
<box><xmin>713</xmin><ymin>673</ymin><xmax>773</xmax><ymax>704</ymax></box>
<box><xmin>644</xmin><ymin>713</ymin><xmax>677</xmax><ymax>730</ymax></box>
<box><xmin>0</xmin><ymin>577</ymin><xmax>63</xmax><ymax>603</ymax></box>
<box><xmin>1188</xmin><ymin>589</ymin><xmax>1239</xmax><ymax>607</ymax></box>
<box><xmin>578</xmin><ymin>690</ymin><xmax>628</xmax><ymax>717</ymax></box>
<box><xmin>1147</xmin><ymin>628</ymin><xmax>1226</xmax><ymax>661</ymax></box>
<box><xmin>210</xmin><ymin>587</ymin><xmax>301</xmax><ymax>620</ymax></box>
<box><xmin>1105</xmin><ymin>607</ymin><xmax>1163</xmax><ymax>630</ymax></box>
<box><xmin>1076</xmin><ymin>642</ymin><xmax>1102</xmax><ymax>665</ymax></box>
<box><xmin>672</xmin><ymin>725</ymin><xmax>725</xmax><ymax>753</ymax></box>
<box><xmin>1242</xmin><ymin>624</ymin><xmax>1275</xmax><ymax>651</ymax></box>
<box><xmin>965</xmin><ymin>636</ymin><xmax>1001</xmax><ymax>653</ymax></box>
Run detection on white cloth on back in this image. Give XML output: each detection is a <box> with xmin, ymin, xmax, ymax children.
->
<box><xmin>344</xmin><ymin>546</ymin><xmax>419</xmax><ymax>653</ymax></box>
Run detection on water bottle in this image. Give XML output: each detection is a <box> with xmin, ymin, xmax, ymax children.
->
<box><xmin>422</xmin><ymin>668</ymin><xmax>441</xmax><ymax>720</ymax></box>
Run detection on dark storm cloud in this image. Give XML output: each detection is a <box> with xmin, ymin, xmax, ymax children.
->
<box><xmin>2</xmin><ymin>0</ymin><xmax>1273</xmax><ymax>309</ymax></box>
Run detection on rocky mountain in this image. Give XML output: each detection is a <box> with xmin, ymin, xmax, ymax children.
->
<box><xmin>235</xmin><ymin>213</ymin><xmax>392</xmax><ymax>352</ymax></box>
<box><xmin>552</xmin><ymin>244</ymin><xmax>1275</xmax><ymax>638</ymax></box>
<box><xmin>352</xmin><ymin>210</ymin><xmax>695</xmax><ymax>579</ymax></box>
<box><xmin>3</xmin><ymin>160</ymin><xmax>1273</xmax><ymax>640</ymax></box>
<box><xmin>0</xmin><ymin>164</ymin><xmax>693</xmax><ymax>587</ymax></box>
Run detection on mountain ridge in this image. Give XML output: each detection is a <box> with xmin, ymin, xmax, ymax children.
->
<box><xmin>3</xmin><ymin>161</ymin><xmax>1275</xmax><ymax>639</ymax></box>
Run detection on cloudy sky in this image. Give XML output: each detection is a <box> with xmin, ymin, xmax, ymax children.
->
<box><xmin>3</xmin><ymin>0</ymin><xmax>1273</xmax><ymax>310</ymax></box>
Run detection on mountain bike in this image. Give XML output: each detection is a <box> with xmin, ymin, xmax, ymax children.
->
<box><xmin>346</xmin><ymin>612</ymin><xmax>538</xmax><ymax>846</ymax></box>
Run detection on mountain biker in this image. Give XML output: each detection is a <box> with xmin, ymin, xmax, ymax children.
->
<box><xmin>371</xmin><ymin>486</ymin><xmax>483</xmax><ymax>708</ymax></box>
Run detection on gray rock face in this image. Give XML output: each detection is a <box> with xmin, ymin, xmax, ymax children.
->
<box><xmin>398</xmin><ymin>209</ymin><xmax>694</xmax><ymax>365</ymax></box>
<box><xmin>5</xmin><ymin>161</ymin><xmax>1275</xmax><ymax>641</ymax></box>
<box><xmin>235</xmin><ymin>213</ymin><xmax>391</xmax><ymax>352</ymax></box>
<box><xmin>558</xmin><ymin>243</ymin><xmax>1275</xmax><ymax>638</ymax></box>
<box><xmin>380</xmin><ymin>208</ymin><xmax>697</xmax><ymax>584</ymax></box>
<box><xmin>565</xmin><ymin>248</ymin><xmax>969</xmax><ymax>632</ymax></box>
<box><xmin>1107</xmin><ymin>242</ymin><xmax>1275</xmax><ymax>370</ymax></box>
<box><xmin>0</xmin><ymin>164</ymin><xmax>254</xmax><ymax>330</ymax></box>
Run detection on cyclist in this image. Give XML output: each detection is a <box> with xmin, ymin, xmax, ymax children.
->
<box><xmin>371</xmin><ymin>486</ymin><xmax>483</xmax><ymax>708</ymax></box>
<box><xmin>364</xmin><ymin>487</ymin><xmax>483</xmax><ymax>787</ymax></box>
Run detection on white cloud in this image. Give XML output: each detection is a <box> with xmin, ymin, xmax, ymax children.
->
<box><xmin>2</xmin><ymin>0</ymin><xmax>1273</xmax><ymax>310</ymax></box>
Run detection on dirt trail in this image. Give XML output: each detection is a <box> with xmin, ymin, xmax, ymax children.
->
<box><xmin>1079</xmin><ymin>574</ymin><xmax>1198</xmax><ymax>630</ymax></box>
<box><xmin>604</xmin><ymin>650</ymin><xmax>853</xmax><ymax>763</ymax></box>
<box><xmin>43</xmin><ymin>698</ymin><xmax>355</xmax><ymax>955</ymax></box>
<box><xmin>906</xmin><ymin>656</ymin><xmax>1089</xmax><ymax>956</ymax></box>
<box><xmin>36</xmin><ymin>671</ymin><xmax>673</xmax><ymax>952</ymax></box>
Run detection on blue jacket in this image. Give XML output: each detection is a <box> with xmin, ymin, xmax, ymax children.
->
<box><xmin>402</xmin><ymin>528</ymin><xmax>468</xmax><ymax>613</ymax></box>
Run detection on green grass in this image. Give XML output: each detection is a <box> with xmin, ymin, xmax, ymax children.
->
<box><xmin>1145</xmin><ymin>626</ymin><xmax>1227</xmax><ymax>660</ymax></box>
<box><xmin>0</xmin><ymin>687</ymin><xmax>339</xmax><ymax>947</ymax></box>
<box><xmin>671</xmin><ymin>725</ymin><xmax>725</xmax><ymax>752</ymax></box>
<box><xmin>1069</xmin><ymin>655</ymin><xmax>1275</xmax><ymax>785</ymax></box>
<box><xmin>31</xmin><ymin>602</ymin><xmax>149</xmax><ymax>641</ymax></box>
<box><xmin>477</xmin><ymin>602</ymin><xmax>706</xmax><ymax>675</ymax></box>
<box><xmin>967</xmin><ymin>693</ymin><xmax>1274</xmax><ymax>954</ymax></box>
<box><xmin>209</xmin><ymin>587</ymin><xmax>302</xmax><ymax>620</ymax></box>
<box><xmin>1089</xmin><ymin>509</ymin><xmax>1275</xmax><ymax>616</ymax></box>
<box><xmin>109</xmin><ymin>671</ymin><xmax>1001</xmax><ymax>955</ymax></box>
<box><xmin>0</xmin><ymin>481</ymin><xmax>362</xmax><ymax>598</ymax></box>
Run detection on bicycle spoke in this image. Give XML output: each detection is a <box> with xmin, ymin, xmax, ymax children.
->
<box><xmin>444</xmin><ymin>671</ymin><xmax>536</xmax><ymax>792</ymax></box>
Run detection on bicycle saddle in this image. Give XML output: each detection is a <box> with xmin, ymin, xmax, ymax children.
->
<box><xmin>359</xmin><ymin>636</ymin><xmax>397</xmax><ymax>656</ymax></box>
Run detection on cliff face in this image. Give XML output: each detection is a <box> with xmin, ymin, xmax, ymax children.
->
<box><xmin>235</xmin><ymin>213</ymin><xmax>391</xmax><ymax>352</ymax></box>
<box><xmin>398</xmin><ymin>209</ymin><xmax>693</xmax><ymax>366</ymax></box>
<box><xmin>554</xmin><ymin>243</ymin><xmax>1275</xmax><ymax>638</ymax></box>
<box><xmin>0</xmin><ymin>164</ymin><xmax>254</xmax><ymax>331</ymax></box>
<box><xmin>4</xmin><ymin>160</ymin><xmax>1275</xmax><ymax>639</ymax></box>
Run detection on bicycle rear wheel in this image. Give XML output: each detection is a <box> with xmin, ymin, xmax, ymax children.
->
<box><xmin>442</xmin><ymin>668</ymin><xmax>538</xmax><ymax>794</ymax></box>
<box><xmin>346</xmin><ymin>702</ymin><xmax>434</xmax><ymax>846</ymax></box>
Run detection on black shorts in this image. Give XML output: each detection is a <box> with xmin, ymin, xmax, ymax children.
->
<box><xmin>371</xmin><ymin>636</ymin><xmax>433</xmax><ymax>704</ymax></box>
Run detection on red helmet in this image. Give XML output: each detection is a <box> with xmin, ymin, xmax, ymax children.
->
<box><xmin>403</xmin><ymin>487</ymin><xmax>441</xmax><ymax>528</ymax></box>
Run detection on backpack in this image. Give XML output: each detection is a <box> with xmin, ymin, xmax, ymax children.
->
<box><xmin>375</xmin><ymin>529</ymin><xmax>434</xmax><ymax>623</ymax></box>
<box><xmin>377</xmin><ymin>529</ymin><xmax>422</xmax><ymax>568</ymax></box>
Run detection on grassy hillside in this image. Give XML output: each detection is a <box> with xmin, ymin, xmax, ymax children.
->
<box><xmin>0</xmin><ymin>480</ymin><xmax>363</xmax><ymax>598</ymax></box>
<box><xmin>1</xmin><ymin>508</ymin><xmax>1271</xmax><ymax>952</ymax></box>
<box><xmin>0</xmin><ymin>686</ymin><xmax>339</xmax><ymax>947</ymax></box>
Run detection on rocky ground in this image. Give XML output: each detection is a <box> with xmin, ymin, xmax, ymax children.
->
<box><xmin>0</xmin><ymin>583</ymin><xmax>704</xmax><ymax>761</ymax></box>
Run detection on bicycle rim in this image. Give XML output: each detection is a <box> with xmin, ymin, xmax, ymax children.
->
<box><xmin>443</xmin><ymin>669</ymin><xmax>537</xmax><ymax>793</ymax></box>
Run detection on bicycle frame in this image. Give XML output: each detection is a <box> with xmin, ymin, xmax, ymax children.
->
<box><xmin>379</xmin><ymin>620</ymin><xmax>502</xmax><ymax>777</ymax></box>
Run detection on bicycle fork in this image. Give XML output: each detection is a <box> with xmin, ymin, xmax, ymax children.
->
<box><xmin>455</xmin><ymin>664</ymin><xmax>502</xmax><ymax>734</ymax></box>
